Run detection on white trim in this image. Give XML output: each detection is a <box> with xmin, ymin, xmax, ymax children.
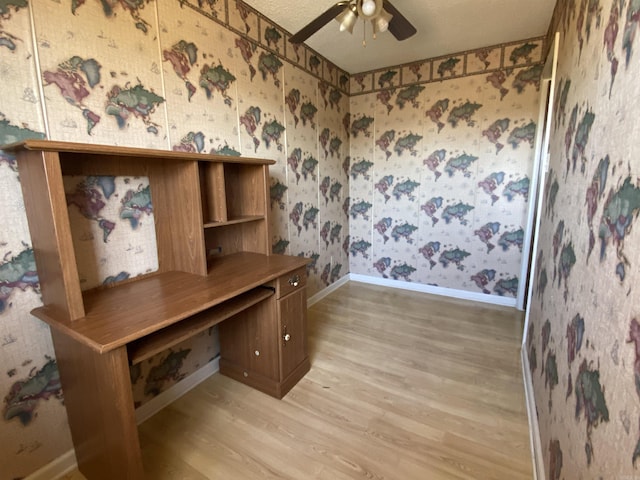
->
<box><xmin>519</xmin><ymin>36</ymin><xmax>559</xmax><ymax>480</ymax></box>
<box><xmin>27</xmin><ymin>1</ymin><xmax>50</xmax><ymax>139</ymax></box>
<box><xmin>25</xmin><ymin>449</ymin><xmax>78</xmax><ymax>480</ymax></box>
<box><xmin>522</xmin><ymin>32</ymin><xmax>560</xmax><ymax>341</ymax></box>
<box><xmin>135</xmin><ymin>357</ymin><xmax>219</xmax><ymax>424</ymax></box>
<box><xmin>307</xmin><ymin>275</ymin><xmax>350</xmax><ymax>307</ymax></box>
<box><xmin>153</xmin><ymin>3</ymin><xmax>172</xmax><ymax>151</ymax></box>
<box><xmin>518</xmin><ymin>32</ymin><xmax>560</xmax><ymax>312</ymax></box>
<box><xmin>517</xmin><ymin>64</ymin><xmax>549</xmax><ymax>310</ymax></box>
<box><xmin>522</xmin><ymin>347</ymin><xmax>545</xmax><ymax>480</ymax></box>
<box><xmin>349</xmin><ymin>274</ymin><xmax>517</xmax><ymax>307</ymax></box>
<box><xmin>27</xmin><ymin>359</ymin><xmax>220</xmax><ymax>480</ymax></box>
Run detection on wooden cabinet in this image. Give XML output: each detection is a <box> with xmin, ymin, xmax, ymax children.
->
<box><xmin>219</xmin><ymin>267</ymin><xmax>310</xmax><ymax>399</ymax></box>
<box><xmin>4</xmin><ymin>140</ymin><xmax>310</xmax><ymax>480</ymax></box>
<box><xmin>278</xmin><ymin>282</ymin><xmax>308</xmax><ymax>381</ymax></box>
<box><xmin>277</xmin><ymin>267</ymin><xmax>308</xmax><ymax>383</ymax></box>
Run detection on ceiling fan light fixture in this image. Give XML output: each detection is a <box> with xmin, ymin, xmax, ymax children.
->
<box><xmin>361</xmin><ymin>0</ymin><xmax>376</xmax><ymax>16</ymax></box>
<box><xmin>372</xmin><ymin>8</ymin><xmax>393</xmax><ymax>34</ymax></box>
<box><xmin>289</xmin><ymin>0</ymin><xmax>416</xmax><ymax>45</ymax></box>
<box><xmin>335</xmin><ymin>5</ymin><xmax>358</xmax><ymax>33</ymax></box>
<box><xmin>356</xmin><ymin>0</ymin><xmax>382</xmax><ymax>19</ymax></box>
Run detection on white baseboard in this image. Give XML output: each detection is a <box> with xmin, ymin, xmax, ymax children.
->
<box><xmin>522</xmin><ymin>347</ymin><xmax>544</xmax><ymax>480</ymax></box>
<box><xmin>25</xmin><ymin>449</ymin><xmax>78</xmax><ymax>480</ymax></box>
<box><xmin>27</xmin><ymin>359</ymin><xmax>220</xmax><ymax>480</ymax></box>
<box><xmin>349</xmin><ymin>273</ymin><xmax>518</xmax><ymax>308</ymax></box>
<box><xmin>307</xmin><ymin>274</ymin><xmax>349</xmax><ymax>307</ymax></box>
<box><xmin>135</xmin><ymin>357</ymin><xmax>219</xmax><ymax>424</ymax></box>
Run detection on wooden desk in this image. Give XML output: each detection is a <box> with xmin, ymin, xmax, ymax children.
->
<box><xmin>5</xmin><ymin>141</ymin><xmax>310</xmax><ymax>479</ymax></box>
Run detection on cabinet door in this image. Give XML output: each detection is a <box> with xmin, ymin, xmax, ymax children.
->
<box><xmin>220</xmin><ymin>299</ymin><xmax>278</xmax><ymax>380</ymax></box>
<box><xmin>277</xmin><ymin>287</ymin><xmax>307</xmax><ymax>380</ymax></box>
<box><xmin>247</xmin><ymin>299</ymin><xmax>278</xmax><ymax>379</ymax></box>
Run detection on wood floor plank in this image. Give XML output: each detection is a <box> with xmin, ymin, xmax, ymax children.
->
<box><xmin>59</xmin><ymin>282</ymin><xmax>532</xmax><ymax>479</ymax></box>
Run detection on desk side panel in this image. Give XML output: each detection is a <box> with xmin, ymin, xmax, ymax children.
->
<box><xmin>260</xmin><ymin>165</ymin><xmax>272</xmax><ymax>254</ymax></box>
<box><xmin>51</xmin><ymin>330</ymin><xmax>144</xmax><ymax>479</ymax></box>
<box><xmin>151</xmin><ymin>160</ymin><xmax>206</xmax><ymax>275</ymax></box>
<box><xmin>17</xmin><ymin>150</ymin><xmax>85</xmax><ymax>320</ymax></box>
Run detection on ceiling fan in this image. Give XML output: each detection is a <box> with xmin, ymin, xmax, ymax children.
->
<box><xmin>289</xmin><ymin>0</ymin><xmax>417</xmax><ymax>45</ymax></box>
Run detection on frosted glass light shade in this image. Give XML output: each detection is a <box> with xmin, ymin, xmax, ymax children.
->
<box><xmin>361</xmin><ymin>0</ymin><xmax>376</xmax><ymax>16</ymax></box>
<box><xmin>372</xmin><ymin>8</ymin><xmax>393</xmax><ymax>33</ymax></box>
<box><xmin>336</xmin><ymin>7</ymin><xmax>358</xmax><ymax>33</ymax></box>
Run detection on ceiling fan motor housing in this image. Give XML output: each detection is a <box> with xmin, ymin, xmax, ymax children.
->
<box><xmin>356</xmin><ymin>0</ymin><xmax>383</xmax><ymax>19</ymax></box>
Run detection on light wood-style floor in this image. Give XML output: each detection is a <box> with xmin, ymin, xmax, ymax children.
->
<box><xmin>61</xmin><ymin>282</ymin><xmax>532</xmax><ymax>479</ymax></box>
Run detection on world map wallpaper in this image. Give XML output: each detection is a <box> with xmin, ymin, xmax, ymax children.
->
<box><xmin>348</xmin><ymin>46</ymin><xmax>541</xmax><ymax>295</ymax></box>
<box><xmin>2</xmin><ymin>0</ymin><xmax>628</xmax><ymax>478</ymax></box>
<box><xmin>526</xmin><ymin>0</ymin><xmax>640</xmax><ymax>477</ymax></box>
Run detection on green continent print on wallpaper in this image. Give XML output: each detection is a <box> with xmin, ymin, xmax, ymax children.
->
<box><xmin>527</xmin><ymin>0</ymin><xmax>640</xmax><ymax>477</ymax></box>
<box><xmin>348</xmin><ymin>58</ymin><xmax>541</xmax><ymax>297</ymax></box>
<box><xmin>0</xmin><ymin>0</ymin><xmax>350</xmax><ymax>476</ymax></box>
<box><xmin>63</xmin><ymin>175</ymin><xmax>158</xmax><ymax>290</ymax></box>
<box><xmin>1</xmin><ymin>0</ymin><xmax>549</xmax><ymax>478</ymax></box>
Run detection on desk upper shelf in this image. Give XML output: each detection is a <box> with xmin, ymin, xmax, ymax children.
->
<box><xmin>2</xmin><ymin>139</ymin><xmax>276</xmax><ymax>165</ymax></box>
<box><xmin>3</xmin><ymin>140</ymin><xmax>296</xmax><ymax>353</ymax></box>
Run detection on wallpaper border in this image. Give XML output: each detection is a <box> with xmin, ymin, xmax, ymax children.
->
<box><xmin>351</xmin><ymin>35</ymin><xmax>546</xmax><ymax>96</ymax></box>
<box><xmin>180</xmin><ymin>0</ymin><xmax>352</xmax><ymax>93</ymax></box>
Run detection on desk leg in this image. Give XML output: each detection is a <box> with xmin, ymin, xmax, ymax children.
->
<box><xmin>51</xmin><ymin>331</ymin><xmax>144</xmax><ymax>479</ymax></box>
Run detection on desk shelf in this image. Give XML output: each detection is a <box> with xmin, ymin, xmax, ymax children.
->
<box><xmin>128</xmin><ymin>286</ymin><xmax>274</xmax><ymax>364</ymax></box>
<box><xmin>203</xmin><ymin>215</ymin><xmax>264</xmax><ymax>228</ymax></box>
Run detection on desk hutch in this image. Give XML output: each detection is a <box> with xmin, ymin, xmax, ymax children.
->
<box><xmin>6</xmin><ymin>140</ymin><xmax>310</xmax><ymax>479</ymax></box>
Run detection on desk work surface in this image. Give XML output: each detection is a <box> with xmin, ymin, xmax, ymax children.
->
<box><xmin>32</xmin><ymin>252</ymin><xmax>309</xmax><ymax>354</ymax></box>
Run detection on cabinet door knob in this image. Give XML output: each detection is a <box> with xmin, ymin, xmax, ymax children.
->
<box><xmin>288</xmin><ymin>274</ymin><xmax>300</xmax><ymax>287</ymax></box>
<box><xmin>283</xmin><ymin>325</ymin><xmax>291</xmax><ymax>345</ymax></box>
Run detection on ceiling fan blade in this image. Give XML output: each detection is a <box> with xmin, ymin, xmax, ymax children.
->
<box><xmin>383</xmin><ymin>0</ymin><xmax>417</xmax><ymax>41</ymax></box>
<box><xmin>290</xmin><ymin>1</ymin><xmax>351</xmax><ymax>44</ymax></box>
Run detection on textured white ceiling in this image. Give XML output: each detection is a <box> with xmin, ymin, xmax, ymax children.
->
<box><xmin>242</xmin><ymin>0</ymin><xmax>556</xmax><ymax>73</ymax></box>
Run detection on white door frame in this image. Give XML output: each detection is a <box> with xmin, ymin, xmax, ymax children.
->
<box><xmin>517</xmin><ymin>33</ymin><xmax>560</xmax><ymax>311</ymax></box>
<box><xmin>520</xmin><ymin>34</ymin><xmax>560</xmax><ymax>480</ymax></box>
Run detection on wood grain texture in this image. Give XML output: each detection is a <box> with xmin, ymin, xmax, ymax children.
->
<box><xmin>219</xmin><ymin>294</ymin><xmax>280</xmax><ymax>386</ymax></box>
<box><xmin>201</xmin><ymin>162</ymin><xmax>227</xmax><ymax>223</ymax></box>
<box><xmin>204</xmin><ymin>219</ymin><xmax>269</xmax><ymax>256</ymax></box>
<box><xmin>32</xmin><ymin>253</ymin><xmax>309</xmax><ymax>353</ymax></box>
<box><xmin>128</xmin><ymin>287</ymin><xmax>274</xmax><ymax>365</ymax></box>
<box><xmin>51</xmin><ymin>331</ymin><xmax>144</xmax><ymax>479</ymax></box>
<box><xmin>3</xmin><ymin>139</ymin><xmax>276</xmax><ymax>165</ymax></box>
<box><xmin>12</xmin><ymin>140</ymin><xmax>312</xmax><ymax>478</ymax></box>
<box><xmin>203</xmin><ymin>215</ymin><xmax>264</xmax><ymax>228</ymax></box>
<box><xmin>276</xmin><ymin>266</ymin><xmax>307</xmax><ymax>298</ymax></box>
<box><xmin>61</xmin><ymin>281</ymin><xmax>532</xmax><ymax>480</ymax></box>
<box><xmin>150</xmin><ymin>160</ymin><xmax>206</xmax><ymax>275</ymax></box>
<box><xmin>278</xmin><ymin>287</ymin><xmax>308</xmax><ymax>380</ymax></box>
<box><xmin>16</xmin><ymin>149</ymin><xmax>85</xmax><ymax>320</ymax></box>
<box><xmin>219</xmin><ymin>270</ymin><xmax>309</xmax><ymax>399</ymax></box>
